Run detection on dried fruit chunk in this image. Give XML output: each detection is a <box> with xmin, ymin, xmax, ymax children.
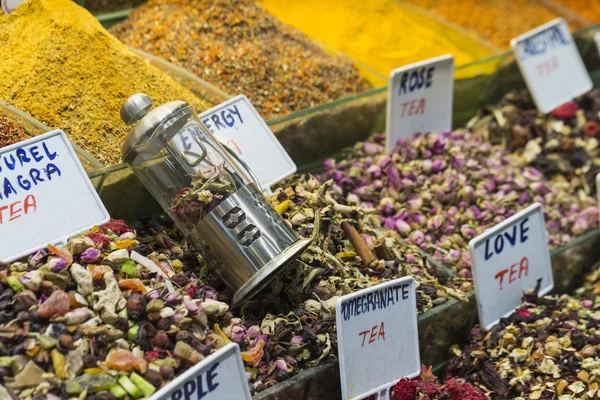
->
<box><xmin>106</xmin><ymin>350</ymin><xmax>148</xmax><ymax>373</ymax></box>
<box><xmin>38</xmin><ymin>290</ymin><xmax>70</xmax><ymax>318</ymax></box>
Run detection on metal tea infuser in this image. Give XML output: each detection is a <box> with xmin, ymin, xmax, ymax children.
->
<box><xmin>120</xmin><ymin>93</ymin><xmax>311</xmax><ymax>307</ymax></box>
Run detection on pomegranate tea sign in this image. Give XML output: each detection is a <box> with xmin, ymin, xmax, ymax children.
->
<box><xmin>336</xmin><ymin>276</ymin><xmax>420</xmax><ymax>399</ymax></box>
<box><xmin>0</xmin><ymin>130</ymin><xmax>109</xmax><ymax>264</ymax></box>
<box><xmin>469</xmin><ymin>202</ymin><xmax>553</xmax><ymax>330</ymax></box>
<box><xmin>386</xmin><ymin>54</ymin><xmax>453</xmax><ymax>153</ymax></box>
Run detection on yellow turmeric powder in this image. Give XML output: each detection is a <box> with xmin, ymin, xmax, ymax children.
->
<box><xmin>0</xmin><ymin>0</ymin><xmax>212</xmax><ymax>166</ymax></box>
<box><xmin>257</xmin><ymin>0</ymin><xmax>495</xmax><ymax>80</ymax></box>
<box><xmin>401</xmin><ymin>0</ymin><xmax>589</xmax><ymax>48</ymax></box>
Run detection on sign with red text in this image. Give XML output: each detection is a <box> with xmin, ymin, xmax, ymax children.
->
<box><xmin>173</xmin><ymin>95</ymin><xmax>295</xmax><ymax>190</ymax></box>
<box><xmin>151</xmin><ymin>343</ymin><xmax>251</xmax><ymax>400</ymax></box>
<box><xmin>336</xmin><ymin>276</ymin><xmax>420</xmax><ymax>400</ymax></box>
<box><xmin>0</xmin><ymin>130</ymin><xmax>109</xmax><ymax>264</ymax></box>
<box><xmin>511</xmin><ymin>18</ymin><xmax>591</xmax><ymax>113</ymax></box>
<box><xmin>386</xmin><ymin>54</ymin><xmax>453</xmax><ymax>153</ymax></box>
<box><xmin>469</xmin><ymin>203</ymin><xmax>553</xmax><ymax>330</ymax></box>
<box><xmin>2</xmin><ymin>0</ymin><xmax>25</xmax><ymax>14</ymax></box>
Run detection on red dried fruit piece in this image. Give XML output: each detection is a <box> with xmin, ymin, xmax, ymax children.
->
<box><xmin>390</xmin><ymin>378</ymin><xmax>418</xmax><ymax>400</ymax></box>
<box><xmin>186</xmin><ymin>285</ymin><xmax>198</xmax><ymax>299</ymax></box>
<box><xmin>85</xmin><ymin>233</ymin><xmax>111</xmax><ymax>249</ymax></box>
<box><xmin>584</xmin><ymin>121</ymin><xmax>599</xmax><ymax>137</ymax></box>
<box><xmin>100</xmin><ymin>219</ymin><xmax>133</xmax><ymax>235</ymax></box>
<box><xmin>442</xmin><ymin>378</ymin><xmax>487</xmax><ymax>400</ymax></box>
<box><xmin>38</xmin><ymin>290</ymin><xmax>70</xmax><ymax>318</ymax></box>
<box><xmin>106</xmin><ymin>349</ymin><xmax>148</xmax><ymax>373</ymax></box>
<box><xmin>552</xmin><ymin>101</ymin><xmax>578</xmax><ymax>119</ymax></box>
<box><xmin>517</xmin><ymin>307</ymin><xmax>531</xmax><ymax>317</ymax></box>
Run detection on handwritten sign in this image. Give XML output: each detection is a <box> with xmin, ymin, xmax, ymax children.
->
<box><xmin>151</xmin><ymin>343</ymin><xmax>251</xmax><ymax>400</ymax></box>
<box><xmin>469</xmin><ymin>203</ymin><xmax>553</xmax><ymax>330</ymax></box>
<box><xmin>336</xmin><ymin>276</ymin><xmax>420</xmax><ymax>399</ymax></box>
<box><xmin>386</xmin><ymin>54</ymin><xmax>453</xmax><ymax>153</ymax></box>
<box><xmin>511</xmin><ymin>18</ymin><xmax>592</xmax><ymax>113</ymax></box>
<box><xmin>2</xmin><ymin>0</ymin><xmax>25</xmax><ymax>14</ymax></box>
<box><xmin>174</xmin><ymin>95</ymin><xmax>295</xmax><ymax>190</ymax></box>
<box><xmin>0</xmin><ymin>130</ymin><xmax>109</xmax><ymax>263</ymax></box>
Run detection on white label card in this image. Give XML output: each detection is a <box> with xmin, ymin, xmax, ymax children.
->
<box><xmin>596</xmin><ymin>174</ymin><xmax>600</xmax><ymax>224</ymax></box>
<box><xmin>2</xmin><ymin>0</ymin><xmax>25</xmax><ymax>14</ymax></box>
<box><xmin>151</xmin><ymin>343</ymin><xmax>251</xmax><ymax>400</ymax></box>
<box><xmin>469</xmin><ymin>203</ymin><xmax>553</xmax><ymax>330</ymax></box>
<box><xmin>511</xmin><ymin>18</ymin><xmax>592</xmax><ymax>113</ymax></box>
<box><xmin>0</xmin><ymin>130</ymin><xmax>109</xmax><ymax>264</ymax></box>
<box><xmin>336</xmin><ymin>276</ymin><xmax>420</xmax><ymax>400</ymax></box>
<box><xmin>174</xmin><ymin>95</ymin><xmax>296</xmax><ymax>190</ymax></box>
<box><xmin>386</xmin><ymin>54</ymin><xmax>453</xmax><ymax>153</ymax></box>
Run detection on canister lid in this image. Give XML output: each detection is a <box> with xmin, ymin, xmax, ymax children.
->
<box><xmin>120</xmin><ymin>93</ymin><xmax>192</xmax><ymax>164</ymax></box>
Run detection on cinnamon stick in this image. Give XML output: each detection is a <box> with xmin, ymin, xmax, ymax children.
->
<box><xmin>341</xmin><ymin>221</ymin><xmax>376</xmax><ymax>265</ymax></box>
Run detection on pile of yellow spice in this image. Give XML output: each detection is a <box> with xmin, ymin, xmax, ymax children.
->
<box><xmin>0</xmin><ymin>0</ymin><xmax>212</xmax><ymax>166</ymax></box>
<box><xmin>256</xmin><ymin>0</ymin><xmax>496</xmax><ymax>79</ymax></box>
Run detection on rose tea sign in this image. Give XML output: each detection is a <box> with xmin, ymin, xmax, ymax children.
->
<box><xmin>386</xmin><ymin>54</ymin><xmax>454</xmax><ymax>154</ymax></box>
<box><xmin>0</xmin><ymin>130</ymin><xmax>109</xmax><ymax>264</ymax></box>
<box><xmin>336</xmin><ymin>276</ymin><xmax>420</xmax><ymax>400</ymax></box>
<box><xmin>469</xmin><ymin>202</ymin><xmax>553</xmax><ymax>330</ymax></box>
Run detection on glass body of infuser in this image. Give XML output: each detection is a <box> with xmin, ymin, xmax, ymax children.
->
<box><xmin>120</xmin><ymin>93</ymin><xmax>311</xmax><ymax>307</ymax></box>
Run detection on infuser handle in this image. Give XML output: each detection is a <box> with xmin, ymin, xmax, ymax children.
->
<box><xmin>221</xmin><ymin>143</ymin><xmax>263</xmax><ymax>191</ymax></box>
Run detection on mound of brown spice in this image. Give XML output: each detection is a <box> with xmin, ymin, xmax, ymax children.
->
<box><xmin>111</xmin><ymin>0</ymin><xmax>371</xmax><ymax>120</ymax></box>
<box><xmin>0</xmin><ymin>112</ymin><xmax>29</xmax><ymax>149</ymax></box>
<box><xmin>0</xmin><ymin>0</ymin><xmax>212</xmax><ymax>166</ymax></box>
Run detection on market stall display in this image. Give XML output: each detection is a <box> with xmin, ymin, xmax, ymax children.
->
<box><xmin>0</xmin><ymin>0</ymin><xmax>213</xmax><ymax>167</ymax></box>
<box><xmin>110</xmin><ymin>0</ymin><xmax>371</xmax><ymax>121</ymax></box>
<box><xmin>0</xmin><ymin>174</ymin><xmax>472</xmax><ymax>398</ymax></box>
<box><xmin>319</xmin><ymin>132</ymin><xmax>599</xmax><ymax>277</ymax></box>
<box><xmin>255</xmin><ymin>0</ymin><xmax>496</xmax><ymax>79</ymax></box>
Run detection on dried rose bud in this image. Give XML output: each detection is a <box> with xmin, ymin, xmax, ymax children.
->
<box><xmin>79</xmin><ymin>247</ymin><xmax>101</xmax><ymax>264</ymax></box>
<box><xmin>247</xmin><ymin>325</ymin><xmax>261</xmax><ymax>340</ymax></box>
<box><xmin>48</xmin><ymin>258</ymin><xmax>68</xmax><ymax>272</ymax></box>
<box><xmin>17</xmin><ymin>290</ymin><xmax>37</xmax><ymax>307</ymax></box>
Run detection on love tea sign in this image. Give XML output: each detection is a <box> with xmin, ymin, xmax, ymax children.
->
<box><xmin>336</xmin><ymin>276</ymin><xmax>420</xmax><ymax>399</ymax></box>
<box><xmin>386</xmin><ymin>54</ymin><xmax>453</xmax><ymax>153</ymax></box>
<box><xmin>511</xmin><ymin>18</ymin><xmax>591</xmax><ymax>113</ymax></box>
<box><xmin>0</xmin><ymin>130</ymin><xmax>109</xmax><ymax>264</ymax></box>
<box><xmin>150</xmin><ymin>343</ymin><xmax>251</xmax><ymax>400</ymax></box>
<box><xmin>469</xmin><ymin>203</ymin><xmax>553</xmax><ymax>330</ymax></box>
<box><xmin>174</xmin><ymin>95</ymin><xmax>296</xmax><ymax>190</ymax></box>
